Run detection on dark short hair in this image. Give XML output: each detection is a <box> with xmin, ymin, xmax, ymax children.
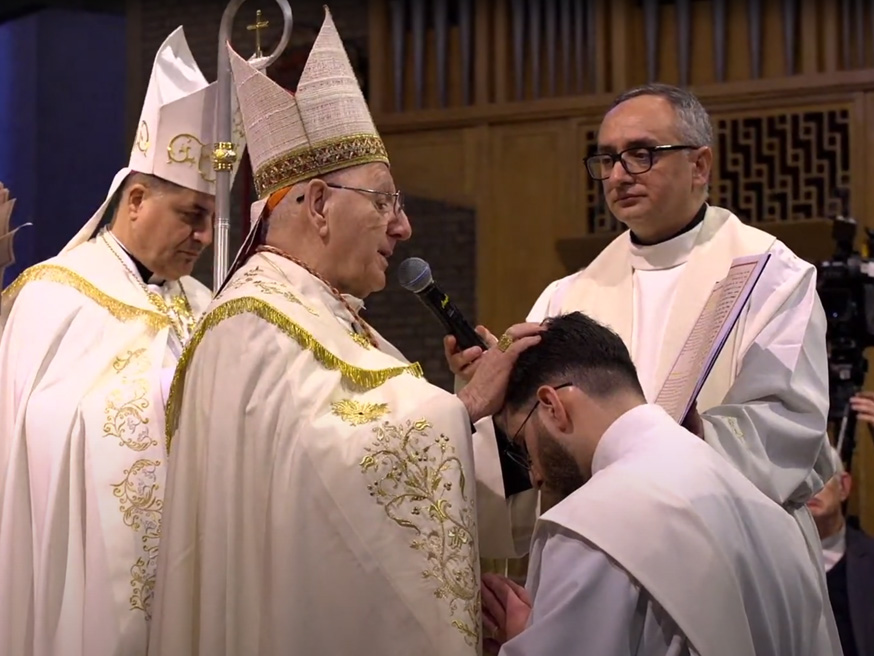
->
<box><xmin>504</xmin><ymin>312</ymin><xmax>645</xmax><ymax>412</ymax></box>
<box><xmin>608</xmin><ymin>82</ymin><xmax>713</xmax><ymax>148</ymax></box>
<box><xmin>107</xmin><ymin>172</ymin><xmax>187</xmax><ymax>225</ymax></box>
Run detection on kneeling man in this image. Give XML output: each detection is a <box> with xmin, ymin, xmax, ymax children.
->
<box><xmin>482</xmin><ymin>312</ymin><xmax>833</xmax><ymax>656</ymax></box>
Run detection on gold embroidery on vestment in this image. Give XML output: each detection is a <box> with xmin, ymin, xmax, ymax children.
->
<box><xmin>111</xmin><ymin>458</ymin><xmax>162</xmax><ymax>619</ymax></box>
<box><xmin>165</xmin><ymin>297</ymin><xmax>423</xmax><ymax>451</ymax></box>
<box><xmin>360</xmin><ymin>419</ymin><xmax>480</xmax><ymax>646</ymax></box>
<box><xmin>331</xmin><ymin>399</ymin><xmax>389</xmax><ymax>426</ymax></box>
<box><xmin>228</xmin><ymin>266</ymin><xmax>318</xmax><ymax>315</ymax></box>
<box><xmin>105</xmin><ymin>346</ymin><xmax>162</xmax><ymax>617</ymax></box>
<box><xmin>2</xmin><ymin>264</ymin><xmax>170</xmax><ymax>332</ymax></box>
<box><xmin>104</xmin><ymin>349</ymin><xmax>155</xmax><ymax>451</ymax></box>
<box><xmin>348</xmin><ymin>330</ymin><xmax>372</xmax><ymax>349</ymax></box>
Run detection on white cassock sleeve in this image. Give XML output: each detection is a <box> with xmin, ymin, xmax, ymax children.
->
<box><xmin>700</xmin><ymin>246</ymin><xmax>833</xmax><ymax>506</ymax></box>
<box><xmin>500</xmin><ymin>526</ymin><xmax>690</xmax><ymax>656</ymax></box>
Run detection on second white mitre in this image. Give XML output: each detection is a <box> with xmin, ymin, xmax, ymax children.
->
<box><xmin>64</xmin><ymin>25</ymin><xmax>246</xmax><ymax>252</ymax></box>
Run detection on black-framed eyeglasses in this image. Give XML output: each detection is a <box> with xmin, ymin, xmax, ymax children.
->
<box><xmin>584</xmin><ymin>144</ymin><xmax>699</xmax><ymax>180</ymax></box>
<box><xmin>501</xmin><ymin>382</ymin><xmax>574</xmax><ymax>470</ymax></box>
<box><xmin>297</xmin><ymin>182</ymin><xmax>405</xmax><ymax>215</ymax></box>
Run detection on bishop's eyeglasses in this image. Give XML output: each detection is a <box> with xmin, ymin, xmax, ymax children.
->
<box><xmin>297</xmin><ymin>182</ymin><xmax>405</xmax><ymax>216</ymax></box>
<box><xmin>584</xmin><ymin>144</ymin><xmax>699</xmax><ymax>180</ymax></box>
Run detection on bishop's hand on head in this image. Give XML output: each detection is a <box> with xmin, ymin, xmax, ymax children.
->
<box><xmin>456</xmin><ymin>322</ymin><xmax>543</xmax><ymax>422</ymax></box>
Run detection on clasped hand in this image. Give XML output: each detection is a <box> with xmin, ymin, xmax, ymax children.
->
<box><xmin>481</xmin><ymin>573</ymin><xmax>532</xmax><ymax>654</ymax></box>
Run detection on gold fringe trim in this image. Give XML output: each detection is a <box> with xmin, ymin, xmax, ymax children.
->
<box><xmin>1</xmin><ymin>264</ymin><xmax>170</xmax><ymax>332</ymax></box>
<box><xmin>165</xmin><ymin>296</ymin><xmax>424</xmax><ymax>451</ymax></box>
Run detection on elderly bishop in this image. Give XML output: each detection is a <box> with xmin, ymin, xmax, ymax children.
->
<box><xmin>0</xmin><ymin>27</ymin><xmax>244</xmax><ymax>656</ymax></box>
<box><xmin>148</xmin><ymin>8</ymin><xmax>538</xmax><ymax>656</ymax></box>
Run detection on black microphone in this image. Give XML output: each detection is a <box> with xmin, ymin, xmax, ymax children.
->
<box><xmin>397</xmin><ymin>257</ymin><xmax>487</xmax><ymax>350</ymax></box>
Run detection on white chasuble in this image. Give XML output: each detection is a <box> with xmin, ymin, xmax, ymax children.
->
<box><xmin>148</xmin><ymin>252</ymin><xmax>482</xmax><ymax>656</ymax></box>
<box><xmin>0</xmin><ymin>235</ymin><xmax>211</xmax><ymax>656</ymax></box>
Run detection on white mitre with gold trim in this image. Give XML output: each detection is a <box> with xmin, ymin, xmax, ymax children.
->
<box><xmin>221</xmin><ymin>6</ymin><xmax>388</xmax><ymax>289</ymax></box>
<box><xmin>62</xmin><ymin>26</ymin><xmax>246</xmax><ymax>253</ymax></box>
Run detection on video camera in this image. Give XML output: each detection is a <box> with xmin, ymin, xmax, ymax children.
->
<box><xmin>816</xmin><ymin>213</ymin><xmax>874</xmax><ymax>466</ymax></box>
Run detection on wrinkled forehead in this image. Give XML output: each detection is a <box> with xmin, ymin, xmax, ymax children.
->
<box><xmin>597</xmin><ymin>96</ymin><xmax>680</xmax><ymax>151</ymax></box>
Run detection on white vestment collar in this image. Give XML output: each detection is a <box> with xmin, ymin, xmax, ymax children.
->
<box><xmin>591</xmin><ymin>404</ymin><xmax>671</xmax><ymax>475</ymax></box>
<box><xmin>628</xmin><ymin>221</ymin><xmax>703</xmax><ymax>271</ymax></box>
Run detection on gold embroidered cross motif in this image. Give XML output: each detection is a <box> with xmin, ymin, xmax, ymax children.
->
<box><xmin>331</xmin><ymin>399</ymin><xmax>389</xmax><ymax>426</ymax></box>
<box><xmin>360</xmin><ymin>419</ymin><xmax>480</xmax><ymax>646</ymax></box>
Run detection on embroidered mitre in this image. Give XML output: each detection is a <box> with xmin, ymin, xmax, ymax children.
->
<box><xmin>63</xmin><ymin>26</ymin><xmax>246</xmax><ymax>252</ymax></box>
<box><xmin>228</xmin><ymin>6</ymin><xmax>389</xmax><ymax>199</ymax></box>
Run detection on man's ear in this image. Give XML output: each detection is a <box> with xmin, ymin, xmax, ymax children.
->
<box><xmin>538</xmin><ymin>385</ymin><xmax>572</xmax><ymax>433</ymax></box>
<box><xmin>303</xmin><ymin>179</ymin><xmax>330</xmax><ymax>237</ymax></box>
<box><xmin>692</xmin><ymin>147</ymin><xmax>713</xmax><ymax>189</ymax></box>
<box><xmin>126</xmin><ymin>184</ymin><xmax>147</xmax><ymax>221</ymax></box>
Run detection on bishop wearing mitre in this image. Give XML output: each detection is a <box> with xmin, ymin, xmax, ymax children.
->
<box><xmin>0</xmin><ymin>27</ymin><xmax>244</xmax><ymax>656</ymax></box>
<box><xmin>147</xmin><ymin>8</ymin><xmax>538</xmax><ymax>656</ymax></box>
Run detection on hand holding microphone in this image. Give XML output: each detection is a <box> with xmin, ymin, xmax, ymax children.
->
<box><xmin>397</xmin><ymin>257</ymin><xmax>487</xmax><ymax>349</ymax></box>
<box><xmin>397</xmin><ymin>257</ymin><xmax>538</xmax><ymax>385</ymax></box>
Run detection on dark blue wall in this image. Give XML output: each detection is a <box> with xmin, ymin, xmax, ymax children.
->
<box><xmin>0</xmin><ymin>9</ymin><xmax>126</xmax><ymax>286</ymax></box>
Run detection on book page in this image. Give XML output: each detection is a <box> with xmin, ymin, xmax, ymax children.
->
<box><xmin>655</xmin><ymin>254</ymin><xmax>771</xmax><ymax>422</ymax></box>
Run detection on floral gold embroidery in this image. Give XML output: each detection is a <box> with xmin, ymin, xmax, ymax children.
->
<box><xmin>112</xmin><ymin>348</ymin><xmax>148</xmax><ymax>374</ymax></box>
<box><xmin>104</xmin><ymin>349</ymin><xmax>155</xmax><ymax>452</ymax></box>
<box><xmin>111</xmin><ymin>458</ymin><xmax>162</xmax><ymax>618</ymax></box>
<box><xmin>360</xmin><ymin>419</ymin><xmax>480</xmax><ymax>646</ymax></box>
<box><xmin>228</xmin><ymin>266</ymin><xmax>318</xmax><ymax>315</ymax></box>
<box><xmin>331</xmin><ymin>399</ymin><xmax>389</xmax><ymax>426</ymax></box>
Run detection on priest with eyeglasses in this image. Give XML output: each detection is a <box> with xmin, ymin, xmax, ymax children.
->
<box><xmin>447</xmin><ymin>83</ymin><xmax>842</xmax><ymax>655</ymax></box>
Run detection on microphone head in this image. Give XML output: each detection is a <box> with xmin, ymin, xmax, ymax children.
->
<box><xmin>397</xmin><ymin>257</ymin><xmax>433</xmax><ymax>293</ymax></box>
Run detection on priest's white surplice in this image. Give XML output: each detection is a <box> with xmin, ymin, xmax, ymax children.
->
<box><xmin>502</xmin><ymin>404</ymin><xmax>831</xmax><ymax>656</ymax></box>
<box><xmin>147</xmin><ymin>252</ymin><xmax>482</xmax><ymax>656</ymax></box>
<box><xmin>0</xmin><ymin>234</ymin><xmax>211</xmax><ymax>656</ymax></box>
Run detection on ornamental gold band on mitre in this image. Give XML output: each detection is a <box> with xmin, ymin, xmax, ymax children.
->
<box><xmin>253</xmin><ymin>133</ymin><xmax>389</xmax><ymax>199</ymax></box>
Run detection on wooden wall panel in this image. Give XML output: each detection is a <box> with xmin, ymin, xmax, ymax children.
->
<box><xmin>382</xmin><ymin>129</ymin><xmax>478</xmax><ymax>207</ymax></box>
<box><xmin>478</xmin><ymin>120</ymin><xmax>574</xmax><ymax>334</ymax></box>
